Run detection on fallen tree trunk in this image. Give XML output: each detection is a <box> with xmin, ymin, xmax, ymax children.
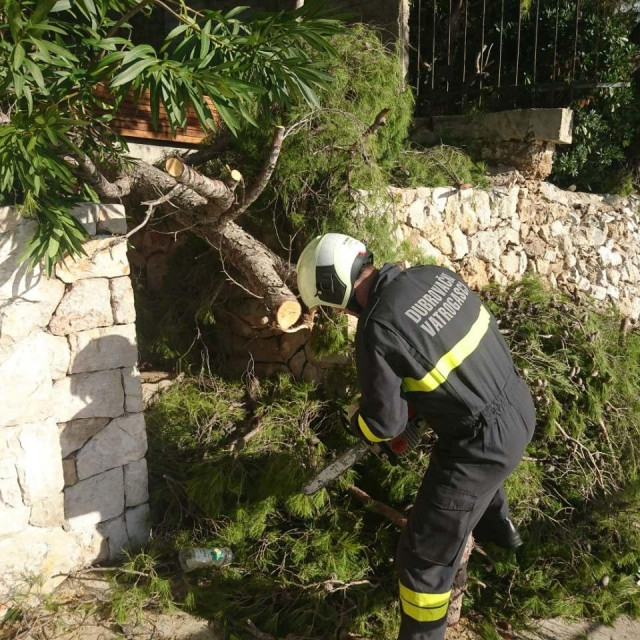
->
<box><xmin>69</xmin><ymin>127</ymin><xmax>301</xmax><ymax>330</ymax></box>
<box><xmin>203</xmin><ymin>222</ymin><xmax>301</xmax><ymax>331</ymax></box>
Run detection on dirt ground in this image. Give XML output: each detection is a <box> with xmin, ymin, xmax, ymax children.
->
<box><xmin>3</xmin><ymin>577</ymin><xmax>640</xmax><ymax>640</ymax></box>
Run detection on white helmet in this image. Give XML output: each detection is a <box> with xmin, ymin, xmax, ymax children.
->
<box><xmin>296</xmin><ymin>233</ymin><xmax>373</xmax><ymax>310</ymax></box>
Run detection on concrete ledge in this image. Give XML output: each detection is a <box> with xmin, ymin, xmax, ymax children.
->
<box><xmin>412</xmin><ymin>108</ymin><xmax>573</xmax><ymax>146</ymax></box>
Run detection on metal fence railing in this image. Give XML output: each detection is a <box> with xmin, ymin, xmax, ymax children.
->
<box><xmin>410</xmin><ymin>0</ymin><xmax>634</xmax><ymax>115</ymax></box>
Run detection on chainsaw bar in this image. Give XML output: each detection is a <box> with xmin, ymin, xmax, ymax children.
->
<box><xmin>301</xmin><ymin>440</ymin><xmax>370</xmax><ymax>495</ymax></box>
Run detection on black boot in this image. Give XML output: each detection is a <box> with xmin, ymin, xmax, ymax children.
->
<box><xmin>473</xmin><ymin>517</ymin><xmax>523</xmax><ymax>550</ymax></box>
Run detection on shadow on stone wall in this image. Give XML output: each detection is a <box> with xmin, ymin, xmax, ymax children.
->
<box><xmin>0</xmin><ymin>205</ymin><xmax>149</xmax><ymax>604</ymax></box>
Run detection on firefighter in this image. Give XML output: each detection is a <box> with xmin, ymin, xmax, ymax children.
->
<box><xmin>296</xmin><ymin>233</ymin><xmax>536</xmax><ymax>640</ymax></box>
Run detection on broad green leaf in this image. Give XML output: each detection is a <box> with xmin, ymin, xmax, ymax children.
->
<box><xmin>47</xmin><ymin>236</ymin><xmax>60</xmax><ymax>258</ymax></box>
<box><xmin>122</xmin><ymin>44</ymin><xmax>156</xmax><ymax>66</ymax></box>
<box><xmin>13</xmin><ymin>71</ymin><xmax>25</xmax><ymax>97</ymax></box>
<box><xmin>164</xmin><ymin>23</ymin><xmax>189</xmax><ymax>41</ymax></box>
<box><xmin>79</xmin><ymin>0</ymin><xmax>97</xmax><ymax>17</ymax></box>
<box><xmin>39</xmin><ymin>39</ymin><xmax>78</xmax><ymax>63</ymax></box>
<box><xmin>224</xmin><ymin>6</ymin><xmax>249</xmax><ymax>20</ymax></box>
<box><xmin>24</xmin><ymin>58</ymin><xmax>46</xmax><ymax>89</ymax></box>
<box><xmin>13</xmin><ymin>43</ymin><xmax>26</xmax><ymax>69</ymax></box>
<box><xmin>31</xmin><ymin>0</ymin><xmax>59</xmax><ymax>24</ymax></box>
<box><xmin>7</xmin><ymin>1</ymin><xmax>23</xmax><ymax>43</ymax></box>
<box><xmin>110</xmin><ymin>58</ymin><xmax>157</xmax><ymax>87</ymax></box>
<box><xmin>51</xmin><ymin>1</ymin><xmax>72</xmax><ymax>13</ymax></box>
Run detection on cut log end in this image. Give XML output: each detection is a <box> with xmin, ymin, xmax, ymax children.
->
<box><xmin>165</xmin><ymin>156</ymin><xmax>185</xmax><ymax>178</ymax></box>
<box><xmin>276</xmin><ymin>299</ymin><xmax>302</xmax><ymax>330</ymax></box>
<box><xmin>229</xmin><ymin>169</ymin><xmax>243</xmax><ymax>182</ymax></box>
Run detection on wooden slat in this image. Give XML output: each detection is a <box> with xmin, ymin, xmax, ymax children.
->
<box><xmin>95</xmin><ymin>84</ymin><xmax>219</xmax><ymax>144</ymax></box>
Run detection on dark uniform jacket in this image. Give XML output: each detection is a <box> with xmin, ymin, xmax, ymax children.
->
<box><xmin>354</xmin><ymin>263</ymin><xmax>519</xmax><ymax>442</ymax></box>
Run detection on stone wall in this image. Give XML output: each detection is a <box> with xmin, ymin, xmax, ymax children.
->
<box><xmin>0</xmin><ymin>205</ymin><xmax>149</xmax><ymax>606</ymax></box>
<box><xmin>384</xmin><ymin>177</ymin><xmax>640</xmax><ymax>319</ymax></box>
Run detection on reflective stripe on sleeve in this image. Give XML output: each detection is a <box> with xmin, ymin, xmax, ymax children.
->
<box><xmin>357</xmin><ymin>414</ymin><xmax>391</xmax><ymax>443</ymax></box>
<box><xmin>402</xmin><ymin>305</ymin><xmax>490</xmax><ymax>393</ymax></box>
<box><xmin>399</xmin><ymin>583</ymin><xmax>451</xmax><ymax>622</ymax></box>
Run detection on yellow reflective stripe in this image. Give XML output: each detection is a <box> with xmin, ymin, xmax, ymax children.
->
<box><xmin>358</xmin><ymin>414</ymin><xmax>391</xmax><ymax>443</ymax></box>
<box><xmin>399</xmin><ymin>584</ymin><xmax>451</xmax><ymax>622</ymax></box>
<box><xmin>400</xmin><ymin>597</ymin><xmax>449</xmax><ymax>622</ymax></box>
<box><xmin>399</xmin><ymin>583</ymin><xmax>451</xmax><ymax>609</ymax></box>
<box><xmin>402</xmin><ymin>306</ymin><xmax>490</xmax><ymax>393</ymax></box>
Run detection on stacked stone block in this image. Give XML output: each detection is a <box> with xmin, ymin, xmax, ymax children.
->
<box><xmin>381</xmin><ymin>180</ymin><xmax>640</xmax><ymax>320</ymax></box>
<box><xmin>0</xmin><ymin>204</ymin><xmax>149</xmax><ymax>606</ymax></box>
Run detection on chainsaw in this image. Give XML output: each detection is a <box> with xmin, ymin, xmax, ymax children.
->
<box><xmin>301</xmin><ymin>412</ymin><xmax>429</xmax><ymax>495</ymax></box>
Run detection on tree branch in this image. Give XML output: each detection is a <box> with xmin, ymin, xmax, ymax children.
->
<box><xmin>165</xmin><ymin>156</ymin><xmax>241</xmax><ymax>212</ymax></box>
<box><xmin>220</xmin><ymin>126</ymin><xmax>285</xmax><ymax>224</ymax></box>
<box><xmin>66</xmin><ymin>153</ymin><xmax>132</xmax><ymax>199</ymax></box>
<box><xmin>347</xmin><ymin>485</ymin><xmax>407</xmax><ymax>530</ymax></box>
<box><xmin>105</xmin><ymin>0</ymin><xmax>154</xmax><ymax>39</ymax></box>
<box><xmin>214</xmin><ymin>222</ymin><xmax>301</xmax><ymax>330</ymax></box>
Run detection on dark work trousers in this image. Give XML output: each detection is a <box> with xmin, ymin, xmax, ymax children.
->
<box><xmin>396</xmin><ymin>375</ymin><xmax>536</xmax><ymax>640</ymax></box>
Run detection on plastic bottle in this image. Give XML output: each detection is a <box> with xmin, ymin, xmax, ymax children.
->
<box><xmin>178</xmin><ymin>547</ymin><xmax>234</xmax><ymax>572</ymax></box>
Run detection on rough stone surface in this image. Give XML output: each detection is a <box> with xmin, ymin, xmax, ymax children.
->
<box><xmin>70</xmin><ymin>204</ymin><xmax>97</xmax><ymax>235</ymax></box>
<box><xmin>76</xmin><ymin>413</ymin><xmax>147</xmax><ymax>481</ymax></box>
<box><xmin>64</xmin><ymin>467</ymin><xmax>125</xmax><ymax>530</ymax></box>
<box><xmin>53</xmin><ymin>370</ymin><xmax>124</xmax><ymax>422</ymax></box>
<box><xmin>0</xmin><ymin>332</ymin><xmax>70</xmax><ymax>427</ymax></box>
<box><xmin>1</xmin><ymin>205</ymin><xmax>142</xmax><ymax>602</ymax></box>
<box><xmin>49</xmin><ymin>278</ymin><xmax>113</xmax><ymax>335</ymax></box>
<box><xmin>29</xmin><ymin>492</ymin><xmax>65</xmax><ymax>527</ymax></box>
<box><xmin>98</xmin><ymin>515</ymin><xmax>129</xmax><ymax>560</ymax></box>
<box><xmin>68</xmin><ymin>323</ymin><xmax>138</xmax><ymax>373</ymax></box>
<box><xmin>146</xmin><ymin>252</ymin><xmax>169</xmax><ymax>291</ymax></box>
<box><xmin>140</xmin><ymin>372</ymin><xmax>184</xmax><ymax>408</ymax></box>
<box><xmin>413</xmin><ymin>108</ymin><xmax>573</xmax><ymax>145</ymax></box>
<box><xmin>63</xmin><ymin>458</ymin><xmax>77</xmax><ymax>487</ymax></box>
<box><xmin>124</xmin><ymin>459</ymin><xmax>149</xmax><ymax>507</ymax></box>
<box><xmin>59</xmin><ymin>418</ymin><xmax>110</xmax><ymax>458</ymax></box>
<box><xmin>0</xmin><ymin>271</ymin><xmax>65</xmax><ymax>344</ymax></box>
<box><xmin>0</xmin><ymin>503</ymin><xmax>31</xmax><ymax>536</ymax></box>
<box><xmin>97</xmin><ymin>204</ymin><xmax>127</xmax><ymax>235</ymax></box>
<box><xmin>0</xmin><ymin>206</ymin><xmax>37</xmax><ymax>255</ymax></box>
<box><xmin>125</xmin><ymin>503</ymin><xmax>151</xmax><ymax>549</ymax></box>
<box><xmin>518</xmin><ymin>616</ymin><xmax>640</xmax><ymax>640</ymax></box>
<box><xmin>17</xmin><ymin>419</ymin><xmax>65</xmax><ymax>505</ymax></box>
<box><xmin>280</xmin><ymin>328</ymin><xmax>311</xmax><ymax>362</ymax></box>
<box><xmin>110</xmin><ymin>276</ymin><xmax>136</xmax><ymax>324</ymax></box>
<box><xmin>0</xmin><ymin>526</ymin><xmax>84</xmax><ymax>600</ymax></box>
<box><xmin>0</xmin><ymin>474</ymin><xmax>23</xmax><ymax>508</ymax></box>
<box><xmin>382</xmin><ymin>182</ymin><xmax>640</xmax><ymax>320</ymax></box>
<box><xmin>123</xmin><ymin>366</ymin><xmax>144</xmax><ymax>413</ymax></box>
<box><xmin>450</xmin><ymin>228</ymin><xmax>469</xmax><ymax>260</ymax></box>
<box><xmin>289</xmin><ymin>350</ymin><xmax>306</xmax><ymax>379</ymax></box>
<box><xmin>56</xmin><ymin>238</ymin><xmax>129</xmax><ymax>283</ymax></box>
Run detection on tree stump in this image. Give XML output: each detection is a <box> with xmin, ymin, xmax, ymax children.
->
<box><xmin>447</xmin><ymin>535</ymin><xmax>474</xmax><ymax>627</ymax></box>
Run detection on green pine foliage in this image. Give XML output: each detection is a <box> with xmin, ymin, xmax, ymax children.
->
<box><xmin>129</xmin><ymin>278</ymin><xmax>640</xmax><ymax>637</ymax></box>
<box><xmin>200</xmin><ymin>24</ymin><xmax>486</xmax><ymax>266</ymax></box>
<box><xmin>471</xmin><ymin>279</ymin><xmax>640</xmax><ymax>627</ymax></box>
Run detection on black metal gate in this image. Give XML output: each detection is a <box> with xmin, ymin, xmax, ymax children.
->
<box><xmin>410</xmin><ymin>0</ymin><xmax>634</xmax><ymax>115</ymax></box>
